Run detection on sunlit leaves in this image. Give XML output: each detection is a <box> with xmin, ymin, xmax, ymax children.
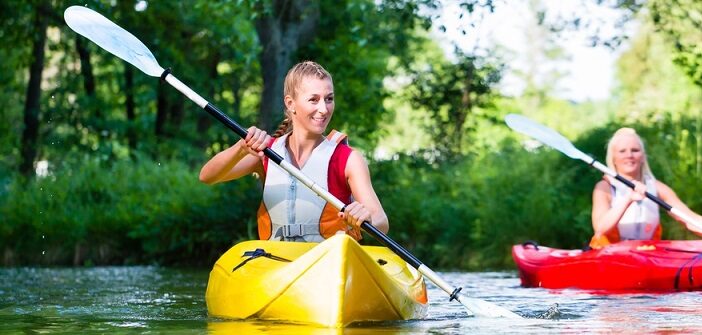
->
<box><xmin>404</xmin><ymin>50</ymin><xmax>503</xmax><ymax>157</ymax></box>
<box><xmin>649</xmin><ymin>0</ymin><xmax>702</xmax><ymax>87</ymax></box>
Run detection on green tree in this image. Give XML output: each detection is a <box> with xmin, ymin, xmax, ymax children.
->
<box><xmin>615</xmin><ymin>20</ymin><xmax>702</xmax><ymax>123</ymax></box>
<box><xmin>405</xmin><ymin>49</ymin><xmax>503</xmax><ymax>157</ymax></box>
<box><xmin>649</xmin><ymin>0</ymin><xmax>702</xmax><ymax>88</ymax></box>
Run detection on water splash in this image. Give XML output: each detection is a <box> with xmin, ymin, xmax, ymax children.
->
<box><xmin>533</xmin><ymin>303</ymin><xmax>560</xmax><ymax>319</ymax></box>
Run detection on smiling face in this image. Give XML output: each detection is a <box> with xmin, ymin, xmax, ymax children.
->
<box><xmin>285</xmin><ymin>76</ymin><xmax>335</xmax><ymax>136</ymax></box>
<box><xmin>611</xmin><ymin>133</ymin><xmax>644</xmax><ymax>178</ymax></box>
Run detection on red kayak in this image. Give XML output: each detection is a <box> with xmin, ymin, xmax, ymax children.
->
<box><xmin>512</xmin><ymin>240</ymin><xmax>702</xmax><ymax>291</ymax></box>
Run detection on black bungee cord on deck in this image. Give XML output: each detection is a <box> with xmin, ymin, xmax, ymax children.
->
<box><xmin>671</xmin><ymin>250</ymin><xmax>702</xmax><ymax>290</ymax></box>
<box><xmin>232</xmin><ymin>249</ymin><xmax>292</xmax><ymax>272</ymax></box>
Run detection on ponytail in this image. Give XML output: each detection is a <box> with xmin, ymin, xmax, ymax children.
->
<box><xmin>273</xmin><ymin>114</ymin><xmax>293</xmax><ymax>137</ymax></box>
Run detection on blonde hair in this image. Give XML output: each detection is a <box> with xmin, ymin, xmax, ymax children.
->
<box><xmin>273</xmin><ymin>61</ymin><xmax>333</xmax><ymax>137</ymax></box>
<box><xmin>605</xmin><ymin>127</ymin><xmax>654</xmax><ymax>180</ymax></box>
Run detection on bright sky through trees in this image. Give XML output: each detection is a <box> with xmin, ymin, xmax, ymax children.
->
<box><xmin>434</xmin><ymin>0</ymin><xmax>637</xmax><ymax>102</ymax></box>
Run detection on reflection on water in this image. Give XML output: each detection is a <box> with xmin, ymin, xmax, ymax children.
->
<box><xmin>1</xmin><ymin>267</ymin><xmax>701</xmax><ymax>334</ymax></box>
<box><xmin>208</xmin><ymin>320</ymin><xmax>411</xmax><ymax>335</ymax></box>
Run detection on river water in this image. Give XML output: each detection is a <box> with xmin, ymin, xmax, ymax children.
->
<box><xmin>1</xmin><ymin>267</ymin><xmax>701</xmax><ymax>334</ymax></box>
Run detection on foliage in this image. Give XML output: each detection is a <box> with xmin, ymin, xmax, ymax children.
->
<box><xmin>0</xmin><ymin>157</ymin><xmax>260</xmax><ymax>266</ymax></box>
<box><xmin>404</xmin><ymin>49</ymin><xmax>504</xmax><ymax>157</ymax></box>
<box><xmin>648</xmin><ymin>0</ymin><xmax>702</xmax><ymax>88</ymax></box>
<box><xmin>295</xmin><ymin>0</ymin><xmax>436</xmax><ymax>150</ymax></box>
<box><xmin>373</xmin><ymin>139</ymin><xmax>593</xmax><ymax>270</ymax></box>
<box><xmin>615</xmin><ymin>19</ymin><xmax>702</xmax><ymax>123</ymax></box>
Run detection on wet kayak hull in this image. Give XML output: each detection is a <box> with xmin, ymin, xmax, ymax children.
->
<box><xmin>512</xmin><ymin>240</ymin><xmax>702</xmax><ymax>291</ymax></box>
<box><xmin>206</xmin><ymin>234</ymin><xmax>428</xmax><ymax>327</ymax></box>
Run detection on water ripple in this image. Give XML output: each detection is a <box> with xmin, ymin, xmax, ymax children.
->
<box><xmin>2</xmin><ymin>268</ymin><xmax>702</xmax><ymax>333</ymax></box>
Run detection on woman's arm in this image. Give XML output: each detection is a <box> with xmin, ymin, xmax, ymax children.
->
<box><xmin>657</xmin><ymin>181</ymin><xmax>702</xmax><ymax>236</ymax></box>
<box><xmin>342</xmin><ymin>150</ymin><xmax>389</xmax><ymax>234</ymax></box>
<box><xmin>591</xmin><ymin>179</ymin><xmax>645</xmax><ymax>236</ymax></box>
<box><xmin>199</xmin><ymin>127</ymin><xmax>270</xmax><ymax>185</ymax></box>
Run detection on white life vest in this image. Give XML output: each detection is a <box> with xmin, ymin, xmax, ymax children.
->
<box><xmin>609</xmin><ymin>175</ymin><xmax>660</xmax><ymax>240</ymax></box>
<box><xmin>257</xmin><ymin>132</ymin><xmax>351</xmax><ymax>242</ymax></box>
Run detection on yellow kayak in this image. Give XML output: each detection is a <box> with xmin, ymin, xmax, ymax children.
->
<box><xmin>206</xmin><ymin>234</ymin><xmax>428</xmax><ymax>327</ymax></box>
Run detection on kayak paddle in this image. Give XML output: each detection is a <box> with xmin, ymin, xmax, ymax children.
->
<box><xmin>505</xmin><ymin>113</ymin><xmax>702</xmax><ymax>232</ymax></box>
<box><xmin>64</xmin><ymin>6</ymin><xmax>521</xmax><ymax>319</ymax></box>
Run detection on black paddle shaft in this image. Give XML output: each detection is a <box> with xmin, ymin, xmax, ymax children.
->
<box><xmin>203</xmin><ymin>103</ymin><xmax>283</xmax><ymax>166</ymax></box>
<box><xmin>613</xmin><ymin>175</ymin><xmax>673</xmax><ymax>211</ymax></box>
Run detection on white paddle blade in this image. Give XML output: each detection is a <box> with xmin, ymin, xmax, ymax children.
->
<box><xmin>64</xmin><ymin>6</ymin><xmax>164</xmax><ymax>77</ymax></box>
<box><xmin>459</xmin><ymin>296</ymin><xmax>522</xmax><ymax>319</ymax></box>
<box><xmin>505</xmin><ymin>114</ymin><xmax>592</xmax><ymax>162</ymax></box>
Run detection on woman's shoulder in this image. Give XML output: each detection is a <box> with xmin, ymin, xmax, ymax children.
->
<box><xmin>343</xmin><ymin>147</ymin><xmax>371</xmax><ymax>178</ymax></box>
<box><xmin>594</xmin><ymin>178</ymin><xmax>612</xmax><ymax>192</ymax></box>
<box><xmin>345</xmin><ymin>147</ymin><xmax>366</xmax><ymax>165</ymax></box>
<box><xmin>654</xmin><ymin>179</ymin><xmax>674</xmax><ymax>194</ymax></box>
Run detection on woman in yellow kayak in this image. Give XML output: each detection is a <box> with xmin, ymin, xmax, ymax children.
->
<box><xmin>590</xmin><ymin>127</ymin><xmax>702</xmax><ymax>248</ymax></box>
<box><xmin>199</xmin><ymin>61</ymin><xmax>388</xmax><ymax>242</ymax></box>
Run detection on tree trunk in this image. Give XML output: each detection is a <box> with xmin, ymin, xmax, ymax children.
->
<box><xmin>19</xmin><ymin>7</ymin><xmax>49</xmax><ymax>176</ymax></box>
<box><xmin>232</xmin><ymin>75</ymin><xmax>243</xmax><ymax>119</ymax></box>
<box><xmin>256</xmin><ymin>36</ymin><xmax>290</xmax><ymax>132</ymax></box>
<box><xmin>455</xmin><ymin>63</ymin><xmax>474</xmax><ymax>152</ymax></box>
<box><xmin>254</xmin><ymin>0</ymin><xmax>320</xmax><ymax>132</ymax></box>
<box><xmin>197</xmin><ymin>52</ymin><xmax>219</xmax><ymax>135</ymax></box>
<box><xmin>75</xmin><ymin>37</ymin><xmax>96</xmax><ymax>97</ymax></box>
<box><xmin>169</xmin><ymin>94</ymin><xmax>185</xmax><ymax>129</ymax></box>
<box><xmin>3</xmin><ymin>247</ymin><xmax>15</xmax><ymax>267</ymax></box>
<box><xmin>156</xmin><ymin>83</ymin><xmax>168</xmax><ymax>138</ymax></box>
<box><xmin>75</xmin><ymin>35</ymin><xmax>99</xmax><ymax>133</ymax></box>
<box><xmin>156</xmin><ymin>83</ymin><xmax>184</xmax><ymax>139</ymax></box>
<box><xmin>124</xmin><ymin>62</ymin><xmax>136</xmax><ymax>150</ymax></box>
<box><xmin>73</xmin><ymin>243</ymin><xmax>85</xmax><ymax>266</ymax></box>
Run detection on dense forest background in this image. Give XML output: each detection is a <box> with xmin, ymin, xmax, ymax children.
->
<box><xmin>2</xmin><ymin>0</ymin><xmax>702</xmax><ymax>269</ymax></box>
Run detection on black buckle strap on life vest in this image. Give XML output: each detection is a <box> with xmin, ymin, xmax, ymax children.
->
<box><xmin>449</xmin><ymin>287</ymin><xmax>462</xmax><ymax>302</ymax></box>
<box><xmin>232</xmin><ymin>248</ymin><xmax>292</xmax><ymax>272</ymax></box>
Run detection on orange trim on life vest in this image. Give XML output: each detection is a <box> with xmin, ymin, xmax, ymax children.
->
<box><xmin>257</xmin><ymin>202</ymin><xmax>272</xmax><ymax>240</ymax></box>
<box><xmin>653</xmin><ymin>224</ymin><xmax>662</xmax><ymax>240</ymax></box>
<box><xmin>319</xmin><ymin>202</ymin><xmax>361</xmax><ymax>241</ymax></box>
<box><xmin>326</xmin><ymin>129</ymin><xmax>348</xmax><ymax>145</ymax></box>
<box><xmin>589</xmin><ymin>224</ymin><xmax>662</xmax><ymax>249</ymax></box>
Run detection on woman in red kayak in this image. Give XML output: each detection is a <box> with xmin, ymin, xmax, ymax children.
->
<box><xmin>199</xmin><ymin>61</ymin><xmax>388</xmax><ymax>242</ymax></box>
<box><xmin>590</xmin><ymin>128</ymin><xmax>702</xmax><ymax>248</ymax></box>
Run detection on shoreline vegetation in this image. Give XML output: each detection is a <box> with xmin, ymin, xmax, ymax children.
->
<box><xmin>2</xmin><ymin>116</ymin><xmax>700</xmax><ymax>269</ymax></box>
